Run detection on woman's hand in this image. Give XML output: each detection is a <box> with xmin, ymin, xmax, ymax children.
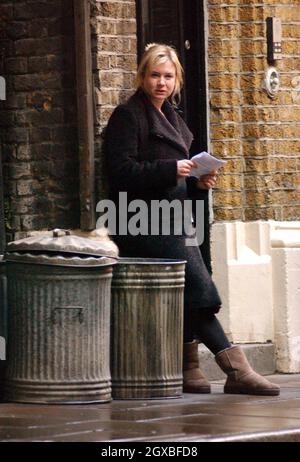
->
<box><xmin>197</xmin><ymin>170</ymin><xmax>218</xmax><ymax>190</ymax></box>
<box><xmin>177</xmin><ymin>160</ymin><xmax>196</xmax><ymax>178</ymax></box>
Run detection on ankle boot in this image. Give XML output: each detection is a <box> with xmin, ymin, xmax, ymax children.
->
<box><xmin>183</xmin><ymin>341</ymin><xmax>211</xmax><ymax>393</ymax></box>
<box><xmin>215</xmin><ymin>345</ymin><xmax>280</xmax><ymax>396</ymax></box>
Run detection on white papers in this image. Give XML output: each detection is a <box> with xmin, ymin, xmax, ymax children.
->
<box><xmin>189</xmin><ymin>151</ymin><xmax>227</xmax><ymax>178</ymax></box>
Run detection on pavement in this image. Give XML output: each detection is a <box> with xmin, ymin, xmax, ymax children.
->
<box><xmin>1</xmin><ymin>374</ymin><xmax>300</xmax><ymax>442</ymax></box>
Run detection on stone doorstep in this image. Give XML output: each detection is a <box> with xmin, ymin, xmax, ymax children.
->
<box><xmin>198</xmin><ymin>342</ymin><xmax>276</xmax><ymax>381</ymax></box>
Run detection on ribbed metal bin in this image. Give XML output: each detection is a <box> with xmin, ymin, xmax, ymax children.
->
<box><xmin>111</xmin><ymin>258</ymin><xmax>185</xmax><ymax>399</ymax></box>
<box><xmin>3</xmin><ymin>231</ymin><xmax>116</xmax><ymax>404</ymax></box>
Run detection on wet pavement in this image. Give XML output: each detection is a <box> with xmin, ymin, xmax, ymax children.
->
<box><xmin>0</xmin><ymin>374</ymin><xmax>300</xmax><ymax>442</ymax></box>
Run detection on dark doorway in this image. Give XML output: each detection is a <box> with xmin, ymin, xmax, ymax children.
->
<box><xmin>136</xmin><ymin>0</ymin><xmax>208</xmax><ymax>155</ymax></box>
<box><xmin>0</xmin><ymin>149</ymin><xmax>5</xmax><ymax>254</ymax></box>
<box><xmin>136</xmin><ymin>0</ymin><xmax>212</xmax><ymax>272</ymax></box>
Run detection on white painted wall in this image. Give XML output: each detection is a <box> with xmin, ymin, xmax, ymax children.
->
<box><xmin>271</xmin><ymin>222</ymin><xmax>300</xmax><ymax>372</ymax></box>
<box><xmin>211</xmin><ymin>221</ymin><xmax>274</xmax><ymax>343</ymax></box>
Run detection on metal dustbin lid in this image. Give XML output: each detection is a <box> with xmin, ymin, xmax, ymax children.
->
<box><xmin>116</xmin><ymin>257</ymin><xmax>186</xmax><ymax>265</ymax></box>
<box><xmin>5</xmin><ymin>228</ymin><xmax>118</xmax><ymax>267</ymax></box>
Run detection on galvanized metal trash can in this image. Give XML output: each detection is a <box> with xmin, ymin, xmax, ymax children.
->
<box><xmin>3</xmin><ymin>230</ymin><xmax>117</xmax><ymax>404</ymax></box>
<box><xmin>111</xmin><ymin>258</ymin><xmax>186</xmax><ymax>399</ymax></box>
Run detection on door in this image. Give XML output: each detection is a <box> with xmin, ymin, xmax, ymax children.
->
<box><xmin>136</xmin><ymin>0</ymin><xmax>208</xmax><ymax>155</ymax></box>
<box><xmin>136</xmin><ymin>0</ymin><xmax>212</xmax><ymax>271</ymax></box>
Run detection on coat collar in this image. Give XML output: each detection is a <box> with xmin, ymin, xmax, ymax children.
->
<box><xmin>132</xmin><ymin>90</ymin><xmax>194</xmax><ymax>156</ymax></box>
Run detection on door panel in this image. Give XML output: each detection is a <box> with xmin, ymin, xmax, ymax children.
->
<box><xmin>149</xmin><ymin>1</ymin><xmax>181</xmax><ymax>46</ymax></box>
<box><xmin>136</xmin><ymin>0</ymin><xmax>212</xmax><ymax>272</ymax></box>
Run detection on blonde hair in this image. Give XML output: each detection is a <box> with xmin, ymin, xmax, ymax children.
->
<box><xmin>135</xmin><ymin>43</ymin><xmax>184</xmax><ymax>105</ymax></box>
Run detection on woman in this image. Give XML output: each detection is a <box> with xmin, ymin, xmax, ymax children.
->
<box><xmin>104</xmin><ymin>43</ymin><xmax>279</xmax><ymax>396</ymax></box>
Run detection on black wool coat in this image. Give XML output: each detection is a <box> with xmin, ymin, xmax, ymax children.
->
<box><xmin>104</xmin><ymin>90</ymin><xmax>221</xmax><ymax>314</ymax></box>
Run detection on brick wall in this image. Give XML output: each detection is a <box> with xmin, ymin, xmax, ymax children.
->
<box><xmin>90</xmin><ymin>0</ymin><xmax>137</xmax><ymax>201</ymax></box>
<box><xmin>208</xmin><ymin>0</ymin><xmax>300</xmax><ymax>221</ymax></box>
<box><xmin>0</xmin><ymin>0</ymin><xmax>79</xmax><ymax>239</ymax></box>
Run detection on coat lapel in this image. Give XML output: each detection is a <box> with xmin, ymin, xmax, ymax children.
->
<box><xmin>161</xmin><ymin>100</ymin><xmax>194</xmax><ymax>154</ymax></box>
<box><xmin>139</xmin><ymin>92</ymin><xmax>194</xmax><ymax>156</ymax></box>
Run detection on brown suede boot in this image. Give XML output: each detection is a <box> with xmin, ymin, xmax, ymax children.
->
<box><xmin>215</xmin><ymin>345</ymin><xmax>280</xmax><ymax>396</ymax></box>
<box><xmin>183</xmin><ymin>341</ymin><xmax>211</xmax><ymax>393</ymax></box>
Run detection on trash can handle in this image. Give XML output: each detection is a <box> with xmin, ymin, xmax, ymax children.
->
<box><xmin>53</xmin><ymin>229</ymin><xmax>71</xmax><ymax>238</ymax></box>
<box><xmin>51</xmin><ymin>306</ymin><xmax>85</xmax><ymax>324</ymax></box>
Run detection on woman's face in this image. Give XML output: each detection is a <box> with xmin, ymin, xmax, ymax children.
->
<box><xmin>142</xmin><ymin>60</ymin><xmax>176</xmax><ymax>108</ymax></box>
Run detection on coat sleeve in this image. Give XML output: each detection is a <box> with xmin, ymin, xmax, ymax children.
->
<box><xmin>104</xmin><ymin>105</ymin><xmax>178</xmax><ymax>193</ymax></box>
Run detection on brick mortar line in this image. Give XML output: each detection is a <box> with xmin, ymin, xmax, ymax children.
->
<box><xmin>207</xmin><ymin>3</ymin><xmax>300</xmax><ymax>7</ymax></box>
<box><xmin>94</xmin><ymin>51</ymin><xmax>137</xmax><ymax>54</ymax></box>
<box><xmin>211</xmin><ymin>124</ymin><xmax>300</xmax><ymax>127</ymax></box>
<box><xmin>211</xmin><ymin>117</ymin><xmax>300</xmax><ymax>121</ymax></box>
<box><xmin>92</xmin><ymin>17</ymin><xmax>136</xmax><ymax>21</ymax></box>
<box><xmin>211</xmin><ymin>137</ymin><xmax>300</xmax><ymax>141</ymax></box>
<box><xmin>208</xmin><ymin>4</ymin><xmax>300</xmax><ymax>7</ymax></box>
<box><xmin>208</xmin><ymin>38</ymin><xmax>300</xmax><ymax>41</ymax></box>
<box><xmin>209</xmin><ymin>73</ymin><xmax>300</xmax><ymax>76</ymax></box>
<box><xmin>209</xmin><ymin>84</ymin><xmax>299</xmax><ymax>87</ymax></box>
<box><xmin>211</xmin><ymin>156</ymin><xmax>299</xmax><ymax>160</ymax></box>
<box><xmin>93</xmin><ymin>0</ymin><xmax>135</xmax><ymax>3</ymax></box>
<box><xmin>96</xmin><ymin>87</ymin><xmax>135</xmax><ymax>91</ymax></box>
<box><xmin>201</xmin><ymin>70</ymin><xmax>300</xmax><ymax>74</ymax></box>
<box><xmin>92</xmin><ymin>19</ymin><xmax>136</xmax><ymax>24</ymax></box>
<box><xmin>209</xmin><ymin>69</ymin><xmax>300</xmax><ymax>72</ymax></box>
<box><xmin>208</xmin><ymin>87</ymin><xmax>238</xmax><ymax>94</ymax></box>
<box><xmin>209</xmin><ymin>17</ymin><xmax>300</xmax><ymax>21</ymax></box>
<box><xmin>209</xmin><ymin>90</ymin><xmax>300</xmax><ymax>93</ymax></box>
<box><xmin>208</xmin><ymin>55</ymin><xmax>300</xmax><ymax>58</ymax></box>
<box><xmin>209</xmin><ymin>20</ymin><xmax>300</xmax><ymax>24</ymax></box>
<box><xmin>211</xmin><ymin>137</ymin><xmax>246</xmax><ymax>141</ymax></box>
<box><xmin>241</xmin><ymin>121</ymin><xmax>300</xmax><ymax>125</ymax></box>
<box><xmin>216</xmin><ymin>189</ymin><xmax>298</xmax><ymax>192</ymax></box>
<box><xmin>94</xmin><ymin>31</ymin><xmax>137</xmax><ymax>34</ymax></box>
<box><xmin>213</xmin><ymin>139</ymin><xmax>300</xmax><ymax>143</ymax></box>
<box><xmin>212</xmin><ymin>105</ymin><xmax>300</xmax><ymax>108</ymax></box>
<box><xmin>213</xmin><ymin>206</ymin><xmax>285</xmax><ymax>209</ymax></box>
<box><xmin>214</xmin><ymin>207</ymin><xmax>300</xmax><ymax>211</ymax></box>
<box><xmin>95</xmin><ymin>61</ymin><xmax>135</xmax><ymax>64</ymax></box>
<box><xmin>95</xmin><ymin>35</ymin><xmax>137</xmax><ymax>39</ymax></box>
<box><xmin>241</xmin><ymin>105</ymin><xmax>300</xmax><ymax>108</ymax></box>
<box><xmin>209</xmin><ymin>94</ymin><xmax>300</xmax><ymax>102</ymax></box>
<box><xmin>94</xmin><ymin>68</ymin><xmax>136</xmax><ymax>72</ymax></box>
<box><xmin>98</xmin><ymin>69</ymin><xmax>135</xmax><ymax>72</ymax></box>
<box><xmin>225</xmin><ymin>154</ymin><xmax>300</xmax><ymax>157</ymax></box>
